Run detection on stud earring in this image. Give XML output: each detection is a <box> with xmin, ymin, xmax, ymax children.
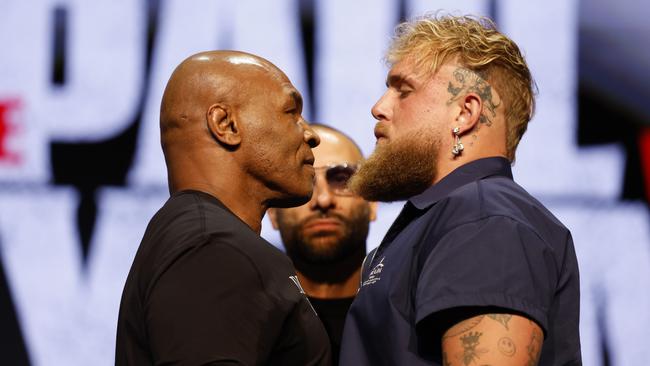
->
<box><xmin>452</xmin><ymin>127</ymin><xmax>464</xmax><ymax>156</ymax></box>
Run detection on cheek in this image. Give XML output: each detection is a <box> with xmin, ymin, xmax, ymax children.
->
<box><xmin>393</xmin><ymin>98</ymin><xmax>424</xmax><ymax>123</ymax></box>
<box><xmin>276</xmin><ymin>121</ymin><xmax>303</xmax><ymax>155</ymax></box>
<box><xmin>255</xmin><ymin>132</ymin><xmax>292</xmax><ymax>167</ymax></box>
<box><xmin>339</xmin><ymin>199</ymin><xmax>370</xmax><ymax>220</ymax></box>
<box><xmin>400</xmin><ymin>100</ymin><xmax>447</xmax><ymax>131</ymax></box>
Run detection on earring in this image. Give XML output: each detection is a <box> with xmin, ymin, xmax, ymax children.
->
<box><xmin>452</xmin><ymin>127</ymin><xmax>464</xmax><ymax>156</ymax></box>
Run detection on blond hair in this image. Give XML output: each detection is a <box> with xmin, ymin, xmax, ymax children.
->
<box><xmin>387</xmin><ymin>13</ymin><xmax>536</xmax><ymax>161</ymax></box>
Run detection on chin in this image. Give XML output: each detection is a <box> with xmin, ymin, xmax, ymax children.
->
<box><xmin>268</xmin><ymin>187</ymin><xmax>312</xmax><ymax>208</ymax></box>
<box><xmin>270</xmin><ymin>195</ymin><xmax>309</xmax><ymax>208</ymax></box>
<box><xmin>308</xmin><ymin>236</ymin><xmax>340</xmax><ymax>250</ymax></box>
<box><xmin>267</xmin><ymin>172</ymin><xmax>314</xmax><ymax>208</ymax></box>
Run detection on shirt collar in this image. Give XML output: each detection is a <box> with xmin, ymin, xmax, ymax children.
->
<box><xmin>409</xmin><ymin>156</ymin><xmax>513</xmax><ymax>210</ymax></box>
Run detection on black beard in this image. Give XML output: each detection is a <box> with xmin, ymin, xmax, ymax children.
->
<box><xmin>276</xmin><ymin>207</ymin><xmax>370</xmax><ymax>283</ymax></box>
<box><xmin>349</xmin><ymin>130</ymin><xmax>439</xmax><ymax>202</ymax></box>
<box><xmin>290</xmin><ymin>244</ymin><xmax>367</xmax><ymax>284</ymax></box>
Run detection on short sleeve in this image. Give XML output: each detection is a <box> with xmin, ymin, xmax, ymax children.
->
<box><xmin>415</xmin><ymin>216</ymin><xmax>558</xmax><ymax>335</ymax></box>
<box><xmin>145</xmin><ymin>240</ymin><xmax>277</xmax><ymax>365</ymax></box>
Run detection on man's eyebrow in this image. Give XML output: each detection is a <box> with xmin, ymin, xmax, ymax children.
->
<box><xmin>290</xmin><ymin>90</ymin><xmax>303</xmax><ymax>109</ymax></box>
<box><xmin>386</xmin><ymin>74</ymin><xmax>415</xmax><ymax>88</ymax></box>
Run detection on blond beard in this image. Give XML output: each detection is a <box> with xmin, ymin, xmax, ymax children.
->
<box><xmin>350</xmin><ymin>129</ymin><xmax>439</xmax><ymax>202</ymax></box>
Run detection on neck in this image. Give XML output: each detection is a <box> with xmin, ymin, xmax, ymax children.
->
<box><xmin>433</xmin><ymin>152</ymin><xmax>508</xmax><ymax>185</ymax></box>
<box><xmin>433</xmin><ymin>122</ymin><xmax>508</xmax><ymax>184</ymax></box>
<box><xmin>168</xmin><ymin>154</ymin><xmax>268</xmax><ymax>234</ymax></box>
<box><xmin>291</xmin><ymin>244</ymin><xmax>366</xmax><ymax>299</ymax></box>
<box><xmin>297</xmin><ymin>270</ymin><xmax>360</xmax><ymax>299</ymax></box>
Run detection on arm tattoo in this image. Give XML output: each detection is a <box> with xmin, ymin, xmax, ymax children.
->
<box><xmin>447</xmin><ymin>68</ymin><xmax>500</xmax><ymax>126</ymax></box>
<box><xmin>443</xmin><ymin>315</ymin><xmax>485</xmax><ymax>339</ymax></box>
<box><xmin>497</xmin><ymin>337</ymin><xmax>516</xmax><ymax>357</ymax></box>
<box><xmin>459</xmin><ymin>331</ymin><xmax>488</xmax><ymax>365</ymax></box>
<box><xmin>526</xmin><ymin>327</ymin><xmax>543</xmax><ymax>366</ymax></box>
<box><xmin>487</xmin><ymin>314</ymin><xmax>512</xmax><ymax>330</ymax></box>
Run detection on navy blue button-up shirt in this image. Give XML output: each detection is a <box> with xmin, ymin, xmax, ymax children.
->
<box><xmin>339</xmin><ymin>157</ymin><xmax>581</xmax><ymax>366</ymax></box>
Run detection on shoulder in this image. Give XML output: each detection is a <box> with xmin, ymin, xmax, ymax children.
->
<box><xmin>142</xmin><ymin>225</ymin><xmax>295</xmax><ymax>305</ymax></box>
<box><xmin>422</xmin><ymin>176</ymin><xmax>578</xmax><ymax>277</ymax></box>
<box><xmin>415</xmin><ymin>178</ymin><xmax>575</xmax><ymax>279</ymax></box>
<box><xmin>169</xmin><ymin>239</ymin><xmax>268</xmax><ymax>287</ymax></box>
<box><xmin>139</xmin><ymin>191</ymin><xmax>293</xmax><ymax>292</ymax></box>
<box><xmin>152</xmin><ymin>190</ymin><xmax>286</xmax><ymax>254</ymax></box>
<box><xmin>439</xmin><ymin>177</ymin><xmax>571</xmax><ymax>244</ymax></box>
<box><xmin>203</xmin><ymin>233</ymin><xmax>294</xmax><ymax>283</ymax></box>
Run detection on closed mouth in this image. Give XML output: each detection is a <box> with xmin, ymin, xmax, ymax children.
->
<box><xmin>303</xmin><ymin>218</ymin><xmax>341</xmax><ymax>230</ymax></box>
<box><xmin>374</xmin><ymin>124</ymin><xmax>388</xmax><ymax>140</ymax></box>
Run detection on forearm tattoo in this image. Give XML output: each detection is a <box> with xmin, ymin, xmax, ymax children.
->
<box><xmin>442</xmin><ymin>315</ymin><xmax>543</xmax><ymax>366</ymax></box>
<box><xmin>460</xmin><ymin>331</ymin><xmax>488</xmax><ymax>365</ymax></box>
<box><xmin>497</xmin><ymin>337</ymin><xmax>516</xmax><ymax>357</ymax></box>
<box><xmin>444</xmin><ymin>315</ymin><xmax>485</xmax><ymax>338</ymax></box>
<box><xmin>526</xmin><ymin>323</ymin><xmax>543</xmax><ymax>366</ymax></box>
<box><xmin>447</xmin><ymin>68</ymin><xmax>500</xmax><ymax>126</ymax></box>
<box><xmin>487</xmin><ymin>314</ymin><xmax>512</xmax><ymax>330</ymax></box>
<box><xmin>443</xmin><ymin>313</ymin><xmax>511</xmax><ymax>339</ymax></box>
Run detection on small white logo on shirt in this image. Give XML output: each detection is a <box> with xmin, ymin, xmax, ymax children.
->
<box><xmin>362</xmin><ymin>256</ymin><xmax>385</xmax><ymax>287</ymax></box>
<box><xmin>289</xmin><ymin>275</ymin><xmax>306</xmax><ymax>294</ymax></box>
<box><xmin>289</xmin><ymin>275</ymin><xmax>318</xmax><ymax>316</ymax></box>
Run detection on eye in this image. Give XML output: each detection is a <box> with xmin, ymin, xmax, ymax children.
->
<box><xmin>284</xmin><ymin>103</ymin><xmax>302</xmax><ymax>115</ymax></box>
<box><xmin>329</xmin><ymin>171</ymin><xmax>351</xmax><ymax>185</ymax></box>
<box><xmin>398</xmin><ymin>87</ymin><xmax>412</xmax><ymax>98</ymax></box>
<box><xmin>325</xmin><ymin>165</ymin><xmax>357</xmax><ymax>191</ymax></box>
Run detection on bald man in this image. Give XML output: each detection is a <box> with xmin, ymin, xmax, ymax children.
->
<box><xmin>268</xmin><ymin>124</ymin><xmax>377</xmax><ymax>365</ymax></box>
<box><xmin>115</xmin><ymin>51</ymin><xmax>331</xmax><ymax>366</ymax></box>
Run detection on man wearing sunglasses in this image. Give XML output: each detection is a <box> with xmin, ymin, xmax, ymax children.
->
<box><xmin>268</xmin><ymin>124</ymin><xmax>377</xmax><ymax>365</ymax></box>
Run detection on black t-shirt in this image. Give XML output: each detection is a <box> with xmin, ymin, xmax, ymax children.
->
<box><xmin>308</xmin><ymin>297</ymin><xmax>354</xmax><ymax>366</ymax></box>
<box><xmin>116</xmin><ymin>190</ymin><xmax>331</xmax><ymax>366</ymax></box>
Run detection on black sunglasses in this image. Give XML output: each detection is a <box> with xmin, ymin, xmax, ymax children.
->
<box><xmin>314</xmin><ymin>163</ymin><xmax>359</xmax><ymax>196</ymax></box>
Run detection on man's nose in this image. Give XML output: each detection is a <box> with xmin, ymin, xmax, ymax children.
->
<box><xmin>371</xmin><ymin>91</ymin><xmax>391</xmax><ymax>121</ymax></box>
<box><xmin>301</xmin><ymin>120</ymin><xmax>320</xmax><ymax>148</ymax></box>
<box><xmin>311</xmin><ymin>175</ymin><xmax>335</xmax><ymax>210</ymax></box>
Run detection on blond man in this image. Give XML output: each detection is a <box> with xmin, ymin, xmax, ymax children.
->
<box><xmin>339</xmin><ymin>14</ymin><xmax>581</xmax><ymax>366</ymax></box>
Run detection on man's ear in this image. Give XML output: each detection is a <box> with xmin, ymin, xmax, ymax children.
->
<box><xmin>454</xmin><ymin>93</ymin><xmax>482</xmax><ymax>134</ymax></box>
<box><xmin>207</xmin><ymin>104</ymin><xmax>241</xmax><ymax>147</ymax></box>
<box><xmin>267</xmin><ymin>208</ymin><xmax>280</xmax><ymax>230</ymax></box>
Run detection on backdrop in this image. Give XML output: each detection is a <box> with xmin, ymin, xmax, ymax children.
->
<box><xmin>1</xmin><ymin>0</ymin><xmax>649</xmax><ymax>365</ymax></box>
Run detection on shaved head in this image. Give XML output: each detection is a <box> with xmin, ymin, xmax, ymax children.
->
<box><xmin>160</xmin><ymin>50</ymin><xmax>287</xmax><ymax>144</ymax></box>
<box><xmin>309</xmin><ymin>124</ymin><xmax>364</xmax><ymax>159</ymax></box>
<box><xmin>157</xmin><ymin>50</ymin><xmax>320</xmax><ymax>232</ymax></box>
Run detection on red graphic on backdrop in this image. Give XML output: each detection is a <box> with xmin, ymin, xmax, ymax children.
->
<box><xmin>639</xmin><ymin>127</ymin><xmax>650</xmax><ymax>203</ymax></box>
<box><xmin>0</xmin><ymin>99</ymin><xmax>22</xmax><ymax>164</ymax></box>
